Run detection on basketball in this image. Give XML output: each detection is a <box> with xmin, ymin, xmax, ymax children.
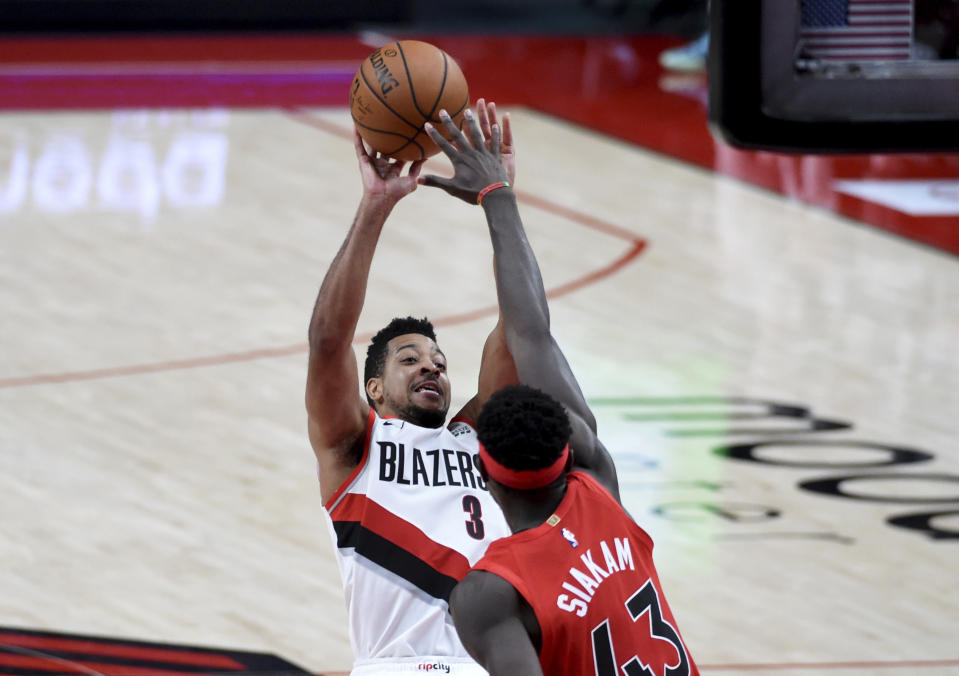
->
<box><xmin>349</xmin><ymin>40</ymin><xmax>470</xmax><ymax>162</ymax></box>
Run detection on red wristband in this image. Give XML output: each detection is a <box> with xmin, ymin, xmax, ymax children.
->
<box><xmin>477</xmin><ymin>181</ymin><xmax>511</xmax><ymax>205</ymax></box>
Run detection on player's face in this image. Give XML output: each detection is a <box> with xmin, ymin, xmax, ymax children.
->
<box><xmin>372</xmin><ymin>333</ymin><xmax>450</xmax><ymax>428</ymax></box>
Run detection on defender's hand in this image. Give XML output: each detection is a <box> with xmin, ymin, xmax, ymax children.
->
<box><xmin>477</xmin><ymin>98</ymin><xmax>515</xmax><ymax>186</ymax></box>
<box><xmin>419</xmin><ymin>109</ymin><xmax>510</xmax><ymax>204</ymax></box>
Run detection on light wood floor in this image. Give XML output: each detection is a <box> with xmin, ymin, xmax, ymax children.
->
<box><xmin>1</xmin><ymin>106</ymin><xmax>957</xmax><ymax>674</ymax></box>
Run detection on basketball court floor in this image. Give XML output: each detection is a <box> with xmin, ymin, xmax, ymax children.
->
<box><xmin>1</xmin><ymin>31</ymin><xmax>958</xmax><ymax>676</ymax></box>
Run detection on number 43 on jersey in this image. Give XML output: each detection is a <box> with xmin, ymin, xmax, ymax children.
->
<box><xmin>592</xmin><ymin>580</ymin><xmax>692</xmax><ymax>676</ymax></box>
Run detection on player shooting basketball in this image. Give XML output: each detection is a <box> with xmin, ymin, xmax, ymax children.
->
<box><xmin>307</xmin><ymin>101</ymin><xmax>519</xmax><ymax>676</ymax></box>
<box><xmin>419</xmin><ymin>110</ymin><xmax>701</xmax><ymax>676</ymax></box>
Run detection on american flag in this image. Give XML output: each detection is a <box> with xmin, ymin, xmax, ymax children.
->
<box><xmin>800</xmin><ymin>0</ymin><xmax>914</xmax><ymax>60</ymax></box>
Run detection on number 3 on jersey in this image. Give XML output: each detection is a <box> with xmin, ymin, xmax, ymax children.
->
<box><xmin>592</xmin><ymin>580</ymin><xmax>691</xmax><ymax>676</ymax></box>
<box><xmin>462</xmin><ymin>495</ymin><xmax>485</xmax><ymax>540</ymax></box>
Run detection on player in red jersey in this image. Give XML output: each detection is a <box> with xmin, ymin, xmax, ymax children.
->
<box><xmin>466</xmin><ymin>385</ymin><xmax>698</xmax><ymax>676</ymax></box>
<box><xmin>421</xmin><ymin>110</ymin><xmax>700</xmax><ymax>676</ymax></box>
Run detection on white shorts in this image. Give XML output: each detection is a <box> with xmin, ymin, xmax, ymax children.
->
<box><xmin>350</xmin><ymin>657</ymin><xmax>488</xmax><ymax>676</ymax></box>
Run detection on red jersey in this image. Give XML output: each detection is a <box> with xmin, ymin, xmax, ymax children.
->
<box><xmin>473</xmin><ymin>471</ymin><xmax>699</xmax><ymax>676</ymax></box>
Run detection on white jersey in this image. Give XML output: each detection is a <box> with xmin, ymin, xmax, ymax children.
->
<box><xmin>323</xmin><ymin>408</ymin><xmax>509</xmax><ymax>670</ymax></box>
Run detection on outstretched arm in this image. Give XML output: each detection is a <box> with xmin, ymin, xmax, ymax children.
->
<box><xmin>307</xmin><ymin>130</ymin><xmax>424</xmax><ymax>503</ymax></box>
<box><xmin>453</xmin><ymin>100</ymin><xmax>519</xmax><ymax>424</ymax></box>
<box><xmin>420</xmin><ymin>109</ymin><xmax>618</xmax><ymax>497</ymax></box>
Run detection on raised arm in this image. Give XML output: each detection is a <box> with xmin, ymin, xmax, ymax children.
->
<box><xmin>420</xmin><ymin>109</ymin><xmax>618</xmax><ymax>498</ymax></box>
<box><xmin>307</xmin><ymin>130</ymin><xmax>424</xmax><ymax>503</ymax></box>
<box><xmin>452</xmin><ymin>100</ymin><xmax>519</xmax><ymax>424</ymax></box>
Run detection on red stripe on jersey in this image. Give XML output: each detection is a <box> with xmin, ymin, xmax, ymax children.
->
<box><xmin>330</xmin><ymin>493</ymin><xmax>472</xmax><ymax>581</ymax></box>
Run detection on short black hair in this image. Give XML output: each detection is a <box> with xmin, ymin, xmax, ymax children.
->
<box><xmin>477</xmin><ymin>385</ymin><xmax>572</xmax><ymax>471</ymax></box>
<box><xmin>364</xmin><ymin>316</ymin><xmax>438</xmax><ymax>404</ymax></box>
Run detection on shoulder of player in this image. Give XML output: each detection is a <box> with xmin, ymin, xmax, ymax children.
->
<box><xmin>446</xmin><ymin>416</ymin><xmax>477</xmax><ymax>438</ymax></box>
<box><xmin>566</xmin><ymin>470</ymin><xmax>655</xmax><ymax>553</ymax></box>
<box><xmin>452</xmin><ymin>570</ymin><xmax>522</xmax><ymax>624</ymax></box>
<box><xmin>570</xmin><ymin>439</ymin><xmax>621</xmax><ymax>502</ymax></box>
<box><xmin>567</xmin><ymin>467</ymin><xmax>606</xmax><ymax>488</ymax></box>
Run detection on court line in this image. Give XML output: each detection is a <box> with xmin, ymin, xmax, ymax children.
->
<box><xmin>0</xmin><ymin>242</ymin><xmax>644</xmax><ymax>389</ymax></box>
<box><xmin>0</xmin><ymin>111</ymin><xmax>646</xmax><ymax>390</ymax></box>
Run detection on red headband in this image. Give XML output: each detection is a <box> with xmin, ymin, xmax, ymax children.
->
<box><xmin>478</xmin><ymin>443</ymin><xmax>569</xmax><ymax>489</ymax></box>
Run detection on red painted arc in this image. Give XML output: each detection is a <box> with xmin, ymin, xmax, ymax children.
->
<box><xmin>0</xmin><ymin>113</ymin><xmax>647</xmax><ymax>390</ymax></box>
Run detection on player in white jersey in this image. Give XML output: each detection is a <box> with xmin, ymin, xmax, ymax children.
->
<box><xmin>325</xmin><ymin>405</ymin><xmax>509</xmax><ymax>673</ymax></box>
<box><xmin>307</xmin><ymin>100</ymin><xmax>516</xmax><ymax>675</ymax></box>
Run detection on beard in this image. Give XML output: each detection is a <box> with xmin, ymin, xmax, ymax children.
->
<box><xmin>386</xmin><ymin>393</ymin><xmax>448</xmax><ymax>428</ymax></box>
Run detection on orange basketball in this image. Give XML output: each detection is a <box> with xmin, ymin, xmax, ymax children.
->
<box><xmin>349</xmin><ymin>40</ymin><xmax>469</xmax><ymax>162</ymax></box>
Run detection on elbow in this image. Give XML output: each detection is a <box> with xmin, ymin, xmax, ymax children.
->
<box><xmin>308</xmin><ymin>319</ymin><xmax>341</xmax><ymax>356</ymax></box>
<box><xmin>307</xmin><ymin>323</ymin><xmax>323</xmax><ymax>352</ymax></box>
<box><xmin>505</xmin><ymin>317</ymin><xmax>552</xmax><ymax>348</ymax></box>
